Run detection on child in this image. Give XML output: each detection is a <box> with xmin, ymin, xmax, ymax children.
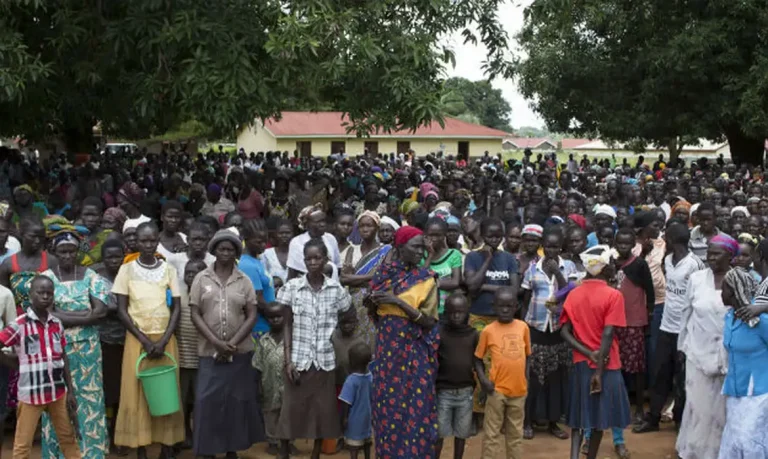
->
<box><xmin>435</xmin><ymin>293</ymin><xmax>478</xmax><ymax>459</ymax></box>
<box><xmin>252</xmin><ymin>302</ymin><xmax>291</xmax><ymax>456</ymax></box>
<box><xmin>475</xmin><ymin>287</ymin><xmax>531</xmax><ymax>459</ymax></box>
<box><xmin>0</xmin><ymin>275</ymin><xmax>81</xmax><ymax>458</ymax></box>
<box><xmin>332</xmin><ymin>309</ymin><xmax>364</xmax><ymax>390</ymax></box>
<box><xmin>339</xmin><ymin>342</ymin><xmax>373</xmax><ymax>459</ymax></box>
<box><xmin>178</xmin><ymin>259</ymin><xmax>207</xmax><ymax>449</ymax></box>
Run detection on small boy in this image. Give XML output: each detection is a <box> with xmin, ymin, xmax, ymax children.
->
<box><xmin>252</xmin><ymin>302</ymin><xmax>289</xmax><ymax>456</ymax></box>
<box><xmin>338</xmin><ymin>342</ymin><xmax>373</xmax><ymax>459</ymax></box>
<box><xmin>332</xmin><ymin>309</ymin><xmax>364</xmax><ymax>390</ymax></box>
<box><xmin>0</xmin><ymin>275</ymin><xmax>81</xmax><ymax>458</ymax></box>
<box><xmin>435</xmin><ymin>293</ymin><xmax>479</xmax><ymax>459</ymax></box>
<box><xmin>475</xmin><ymin>287</ymin><xmax>531</xmax><ymax>459</ymax></box>
<box><xmin>178</xmin><ymin>259</ymin><xmax>207</xmax><ymax>448</ymax></box>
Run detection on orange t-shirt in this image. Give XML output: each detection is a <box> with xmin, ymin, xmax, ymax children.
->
<box><xmin>474</xmin><ymin>319</ymin><xmax>531</xmax><ymax>397</ymax></box>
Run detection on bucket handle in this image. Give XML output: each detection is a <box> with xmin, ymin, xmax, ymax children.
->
<box><xmin>136</xmin><ymin>352</ymin><xmax>178</xmax><ymax>377</ymax></box>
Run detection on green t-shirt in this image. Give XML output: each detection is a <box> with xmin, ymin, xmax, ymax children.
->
<box><xmin>422</xmin><ymin>248</ymin><xmax>463</xmax><ymax>314</ymax></box>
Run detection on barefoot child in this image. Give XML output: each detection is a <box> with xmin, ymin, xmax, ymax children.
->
<box><xmin>560</xmin><ymin>245</ymin><xmax>631</xmax><ymax>459</ymax></box>
<box><xmin>252</xmin><ymin>302</ymin><xmax>289</xmax><ymax>456</ymax></box>
<box><xmin>339</xmin><ymin>342</ymin><xmax>373</xmax><ymax>459</ymax></box>
<box><xmin>475</xmin><ymin>287</ymin><xmax>531</xmax><ymax>459</ymax></box>
<box><xmin>0</xmin><ymin>275</ymin><xmax>81</xmax><ymax>458</ymax></box>
<box><xmin>435</xmin><ymin>293</ymin><xmax>478</xmax><ymax>459</ymax></box>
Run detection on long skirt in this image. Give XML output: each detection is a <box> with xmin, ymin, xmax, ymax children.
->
<box><xmin>567</xmin><ymin>361</ymin><xmax>631</xmax><ymax>430</ymax></box>
<box><xmin>193</xmin><ymin>352</ymin><xmax>265</xmax><ymax>455</ymax></box>
<box><xmin>469</xmin><ymin>313</ymin><xmax>495</xmax><ymax>413</ymax></box>
<box><xmin>351</xmin><ymin>287</ymin><xmax>377</xmax><ymax>351</ymax></box>
<box><xmin>275</xmin><ymin>367</ymin><xmax>341</xmax><ymax>440</ymax></box>
<box><xmin>615</xmin><ymin>326</ymin><xmax>646</xmax><ymax>374</ymax></box>
<box><xmin>676</xmin><ymin>360</ymin><xmax>726</xmax><ymax>459</ymax></box>
<box><xmin>42</xmin><ymin>336</ymin><xmax>108</xmax><ymax>458</ymax></box>
<box><xmin>372</xmin><ymin>315</ymin><xmax>439</xmax><ymax>459</ymax></box>
<box><xmin>526</xmin><ymin>327</ymin><xmax>570</xmax><ymax>423</ymax></box>
<box><xmin>114</xmin><ymin>333</ymin><xmax>185</xmax><ymax>448</ymax></box>
<box><xmin>718</xmin><ymin>392</ymin><xmax>768</xmax><ymax>458</ymax></box>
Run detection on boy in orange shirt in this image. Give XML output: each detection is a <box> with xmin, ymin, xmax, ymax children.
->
<box><xmin>475</xmin><ymin>286</ymin><xmax>531</xmax><ymax>459</ymax></box>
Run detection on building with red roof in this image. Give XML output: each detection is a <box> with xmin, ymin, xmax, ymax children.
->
<box><xmin>237</xmin><ymin>111</ymin><xmax>509</xmax><ymax>157</ymax></box>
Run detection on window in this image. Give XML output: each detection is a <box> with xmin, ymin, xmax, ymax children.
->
<box><xmin>331</xmin><ymin>141</ymin><xmax>346</xmax><ymax>154</ymax></box>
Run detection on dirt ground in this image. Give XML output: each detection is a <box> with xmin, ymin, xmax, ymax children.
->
<box><xmin>2</xmin><ymin>423</ymin><xmax>678</xmax><ymax>458</ymax></box>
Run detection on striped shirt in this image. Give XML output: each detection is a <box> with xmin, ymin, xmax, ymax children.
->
<box><xmin>0</xmin><ymin>310</ymin><xmax>67</xmax><ymax>405</ymax></box>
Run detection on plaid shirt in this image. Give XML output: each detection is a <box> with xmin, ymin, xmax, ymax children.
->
<box><xmin>277</xmin><ymin>275</ymin><xmax>351</xmax><ymax>372</ymax></box>
<box><xmin>522</xmin><ymin>257</ymin><xmax>577</xmax><ymax>332</ymax></box>
<box><xmin>0</xmin><ymin>309</ymin><xmax>67</xmax><ymax>405</ymax></box>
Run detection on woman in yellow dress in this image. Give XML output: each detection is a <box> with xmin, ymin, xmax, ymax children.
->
<box><xmin>112</xmin><ymin>222</ymin><xmax>184</xmax><ymax>459</ymax></box>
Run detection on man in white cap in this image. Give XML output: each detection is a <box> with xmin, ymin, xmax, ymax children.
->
<box><xmin>586</xmin><ymin>204</ymin><xmax>617</xmax><ymax>248</ymax></box>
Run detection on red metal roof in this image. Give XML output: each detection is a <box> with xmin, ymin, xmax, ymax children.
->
<box><xmin>263</xmin><ymin>112</ymin><xmax>509</xmax><ymax>138</ymax></box>
<box><xmin>560</xmin><ymin>138</ymin><xmax>592</xmax><ymax>149</ymax></box>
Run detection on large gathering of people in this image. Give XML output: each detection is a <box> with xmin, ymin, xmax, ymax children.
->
<box><xmin>0</xmin><ymin>144</ymin><xmax>766</xmax><ymax>459</ymax></box>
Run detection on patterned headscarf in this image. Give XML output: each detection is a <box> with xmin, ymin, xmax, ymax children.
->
<box><xmin>710</xmin><ymin>234</ymin><xmax>740</xmax><ymax>256</ymax></box>
<box><xmin>357</xmin><ymin>210</ymin><xmax>381</xmax><ymax>227</ymax></box>
<box><xmin>724</xmin><ymin>266</ymin><xmax>757</xmax><ymax>308</ymax></box>
<box><xmin>298</xmin><ymin>203</ymin><xmax>324</xmax><ymax>230</ymax></box>
<box><xmin>580</xmin><ymin>245</ymin><xmax>618</xmax><ymax>276</ymax></box>
<box><xmin>400</xmin><ymin>200</ymin><xmax>420</xmax><ymax>216</ymax></box>
<box><xmin>13</xmin><ymin>184</ymin><xmax>37</xmax><ymax>199</ymax></box>
<box><xmin>119</xmin><ymin>182</ymin><xmax>145</xmax><ymax>207</ymax></box>
<box><xmin>103</xmin><ymin>207</ymin><xmax>127</xmax><ymax>231</ymax></box>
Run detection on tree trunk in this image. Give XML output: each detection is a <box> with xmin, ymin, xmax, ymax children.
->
<box><xmin>62</xmin><ymin>120</ymin><xmax>95</xmax><ymax>165</ymax></box>
<box><xmin>666</xmin><ymin>138</ymin><xmax>681</xmax><ymax>167</ymax></box>
<box><xmin>722</xmin><ymin>123</ymin><xmax>765</xmax><ymax>166</ymax></box>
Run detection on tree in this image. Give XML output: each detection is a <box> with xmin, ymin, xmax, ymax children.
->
<box><xmin>0</xmin><ymin>0</ymin><xmax>512</xmax><ymax>152</ymax></box>
<box><xmin>516</xmin><ymin>0</ymin><xmax>768</xmax><ymax>165</ymax></box>
<box><xmin>443</xmin><ymin>77</ymin><xmax>512</xmax><ymax>131</ymax></box>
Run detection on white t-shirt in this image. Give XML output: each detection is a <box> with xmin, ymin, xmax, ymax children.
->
<box><xmin>123</xmin><ymin>214</ymin><xmax>152</xmax><ymax>232</ymax></box>
<box><xmin>661</xmin><ymin>251</ymin><xmax>706</xmax><ymax>334</ymax></box>
<box><xmin>286</xmin><ymin>232</ymin><xmax>340</xmax><ymax>274</ymax></box>
<box><xmin>262</xmin><ymin>248</ymin><xmax>289</xmax><ymax>284</ymax></box>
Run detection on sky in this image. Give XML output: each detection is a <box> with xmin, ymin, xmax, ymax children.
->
<box><xmin>444</xmin><ymin>0</ymin><xmax>544</xmax><ymax>129</ymax></box>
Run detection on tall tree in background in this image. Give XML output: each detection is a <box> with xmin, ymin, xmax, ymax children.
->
<box><xmin>443</xmin><ymin>77</ymin><xmax>512</xmax><ymax>131</ymax></box>
<box><xmin>0</xmin><ymin>0</ymin><xmax>512</xmax><ymax>151</ymax></box>
<box><xmin>516</xmin><ymin>0</ymin><xmax>768</xmax><ymax>165</ymax></box>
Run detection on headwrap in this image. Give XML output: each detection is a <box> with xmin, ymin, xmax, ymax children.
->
<box><xmin>400</xmin><ymin>200</ymin><xmax>420</xmax><ymax>216</ymax></box>
<box><xmin>568</xmin><ymin>214</ymin><xmax>586</xmax><ymax>230</ymax></box>
<box><xmin>446</xmin><ymin>215</ymin><xmax>461</xmax><ymax>226</ymax></box>
<box><xmin>13</xmin><ymin>184</ymin><xmax>37</xmax><ymax>198</ymax></box>
<box><xmin>731</xmin><ymin>206</ymin><xmax>750</xmax><ymax>217</ymax></box>
<box><xmin>545</xmin><ymin>216</ymin><xmax>564</xmax><ymax>226</ymax></box>
<box><xmin>44</xmin><ymin>215</ymin><xmax>88</xmax><ymax>240</ymax></box>
<box><xmin>379</xmin><ymin>216</ymin><xmax>401</xmax><ymax>231</ymax></box>
<box><xmin>207</xmin><ymin>183</ymin><xmax>222</xmax><ymax>195</ymax></box>
<box><xmin>724</xmin><ymin>266</ymin><xmax>757</xmax><ymax>308</ymax></box>
<box><xmin>424</xmin><ymin>190</ymin><xmax>439</xmax><ymax>201</ymax></box>
<box><xmin>738</xmin><ymin>233</ymin><xmax>758</xmax><ymax>247</ymax></box>
<box><xmin>455</xmin><ymin>189</ymin><xmax>473</xmax><ymax>201</ymax></box>
<box><xmin>52</xmin><ymin>231</ymin><xmax>80</xmax><ymax>249</ymax></box>
<box><xmin>393</xmin><ymin>226</ymin><xmax>423</xmax><ymax>247</ymax></box>
<box><xmin>119</xmin><ymin>182</ymin><xmax>145</xmax><ymax>207</ymax></box>
<box><xmin>671</xmin><ymin>199</ymin><xmax>691</xmax><ymax>215</ymax></box>
<box><xmin>103</xmin><ymin>207</ymin><xmax>127</xmax><ymax>230</ymax></box>
<box><xmin>710</xmin><ymin>234</ymin><xmax>740</xmax><ymax>256</ymax></box>
<box><xmin>208</xmin><ymin>229</ymin><xmax>243</xmax><ymax>258</ymax></box>
<box><xmin>297</xmin><ymin>203</ymin><xmax>324</xmax><ymax>230</ymax></box>
<box><xmin>522</xmin><ymin>224</ymin><xmax>544</xmax><ymax>238</ymax></box>
<box><xmin>690</xmin><ymin>203</ymin><xmax>700</xmax><ymax>216</ymax></box>
<box><xmin>580</xmin><ymin>245</ymin><xmax>618</xmax><ymax>276</ymax></box>
<box><xmin>357</xmin><ymin>210</ymin><xmax>381</xmax><ymax>227</ymax></box>
<box><xmin>747</xmin><ymin>196</ymin><xmax>761</xmax><ymax>204</ymax></box>
<box><xmin>594</xmin><ymin>204</ymin><xmax>617</xmax><ymax>219</ymax></box>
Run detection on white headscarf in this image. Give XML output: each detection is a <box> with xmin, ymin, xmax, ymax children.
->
<box><xmin>380</xmin><ymin>216</ymin><xmax>401</xmax><ymax>231</ymax></box>
<box><xmin>593</xmin><ymin>204</ymin><xmax>617</xmax><ymax>219</ymax></box>
<box><xmin>580</xmin><ymin>245</ymin><xmax>618</xmax><ymax>276</ymax></box>
<box><xmin>731</xmin><ymin>206</ymin><xmax>750</xmax><ymax>218</ymax></box>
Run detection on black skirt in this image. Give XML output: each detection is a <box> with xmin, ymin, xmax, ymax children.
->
<box><xmin>526</xmin><ymin>327</ymin><xmax>571</xmax><ymax>423</ymax></box>
<box><xmin>193</xmin><ymin>352</ymin><xmax>265</xmax><ymax>455</ymax></box>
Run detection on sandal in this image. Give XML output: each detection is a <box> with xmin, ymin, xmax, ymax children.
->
<box><xmin>549</xmin><ymin>423</ymin><xmax>569</xmax><ymax>440</ymax></box>
<box><xmin>523</xmin><ymin>425</ymin><xmax>534</xmax><ymax>439</ymax></box>
<box><xmin>614</xmin><ymin>444</ymin><xmax>631</xmax><ymax>459</ymax></box>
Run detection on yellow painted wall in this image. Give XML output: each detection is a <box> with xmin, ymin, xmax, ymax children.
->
<box><xmin>236</xmin><ymin>123</ymin><xmax>277</xmax><ymax>152</ymax></box>
<box><xmin>237</xmin><ymin>124</ymin><xmax>504</xmax><ymax>157</ymax></box>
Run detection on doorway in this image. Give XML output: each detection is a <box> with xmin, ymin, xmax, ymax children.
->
<box><xmin>364</xmin><ymin>141</ymin><xmax>379</xmax><ymax>156</ymax></box>
<box><xmin>331</xmin><ymin>141</ymin><xmax>346</xmax><ymax>155</ymax></box>
<box><xmin>458</xmin><ymin>141</ymin><xmax>469</xmax><ymax>159</ymax></box>
<box><xmin>397</xmin><ymin>141</ymin><xmax>411</xmax><ymax>154</ymax></box>
<box><xmin>296</xmin><ymin>141</ymin><xmax>312</xmax><ymax>157</ymax></box>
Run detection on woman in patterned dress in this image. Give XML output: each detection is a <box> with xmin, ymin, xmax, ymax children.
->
<box><xmin>77</xmin><ymin>196</ymin><xmax>117</xmax><ymax>267</ymax></box>
<box><xmin>340</xmin><ymin>210</ymin><xmax>391</xmax><ymax>348</ymax></box>
<box><xmin>368</xmin><ymin>226</ymin><xmax>439</xmax><ymax>459</ymax></box>
<box><xmin>41</xmin><ymin>230</ymin><xmax>109</xmax><ymax>458</ymax></box>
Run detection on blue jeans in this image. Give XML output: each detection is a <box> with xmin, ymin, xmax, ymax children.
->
<box><xmin>648</xmin><ymin>303</ymin><xmax>664</xmax><ymax>386</ymax></box>
<box><xmin>584</xmin><ymin>427</ymin><xmax>624</xmax><ymax>445</ymax></box>
<box><xmin>437</xmin><ymin>387</ymin><xmax>474</xmax><ymax>439</ymax></box>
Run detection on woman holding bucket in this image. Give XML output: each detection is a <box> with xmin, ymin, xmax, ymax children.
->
<box><xmin>112</xmin><ymin>222</ymin><xmax>184</xmax><ymax>459</ymax></box>
<box><xmin>189</xmin><ymin>229</ymin><xmax>264</xmax><ymax>457</ymax></box>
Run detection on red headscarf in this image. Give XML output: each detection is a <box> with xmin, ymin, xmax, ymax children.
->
<box><xmin>568</xmin><ymin>214</ymin><xmax>587</xmax><ymax>230</ymax></box>
<box><xmin>394</xmin><ymin>226</ymin><xmax>423</xmax><ymax>247</ymax></box>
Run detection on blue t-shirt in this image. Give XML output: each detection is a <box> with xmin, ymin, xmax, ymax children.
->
<box><xmin>239</xmin><ymin>254</ymin><xmax>276</xmax><ymax>335</ymax></box>
<box><xmin>464</xmin><ymin>250</ymin><xmax>519</xmax><ymax>316</ymax></box>
<box><xmin>339</xmin><ymin>372</ymin><xmax>373</xmax><ymax>441</ymax></box>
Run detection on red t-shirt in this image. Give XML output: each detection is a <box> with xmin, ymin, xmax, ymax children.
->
<box><xmin>559</xmin><ymin>279</ymin><xmax>626</xmax><ymax>370</ymax></box>
<box><xmin>237</xmin><ymin>189</ymin><xmax>264</xmax><ymax>219</ymax></box>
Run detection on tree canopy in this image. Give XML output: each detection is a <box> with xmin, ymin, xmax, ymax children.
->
<box><xmin>443</xmin><ymin>77</ymin><xmax>512</xmax><ymax>131</ymax></box>
<box><xmin>516</xmin><ymin>0</ymin><xmax>768</xmax><ymax>164</ymax></box>
<box><xmin>0</xmin><ymin>0</ymin><xmax>512</xmax><ymax>151</ymax></box>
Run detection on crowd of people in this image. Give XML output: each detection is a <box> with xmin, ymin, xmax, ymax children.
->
<box><xmin>0</xmin><ymin>144</ymin><xmax>766</xmax><ymax>459</ymax></box>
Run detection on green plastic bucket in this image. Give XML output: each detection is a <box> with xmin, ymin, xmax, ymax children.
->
<box><xmin>136</xmin><ymin>352</ymin><xmax>180</xmax><ymax>416</ymax></box>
